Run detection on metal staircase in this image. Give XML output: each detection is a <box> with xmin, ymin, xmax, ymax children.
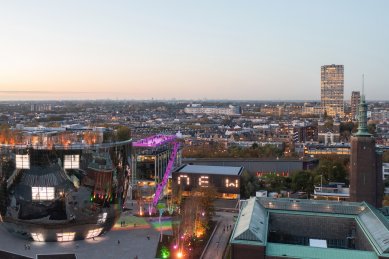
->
<box><xmin>152</xmin><ymin>142</ymin><xmax>179</xmax><ymax>207</ymax></box>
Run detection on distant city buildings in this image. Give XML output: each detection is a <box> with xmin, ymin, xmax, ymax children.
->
<box><xmin>30</xmin><ymin>103</ymin><xmax>52</xmax><ymax>112</ymax></box>
<box><xmin>351</xmin><ymin>91</ymin><xmax>360</xmax><ymax>120</ymax></box>
<box><xmin>184</xmin><ymin>104</ymin><xmax>241</xmax><ymax>116</ymax></box>
<box><xmin>321</xmin><ymin>64</ymin><xmax>344</xmax><ymax>117</ymax></box>
<box><xmin>317</xmin><ymin>117</ymin><xmax>341</xmax><ymax>145</ymax></box>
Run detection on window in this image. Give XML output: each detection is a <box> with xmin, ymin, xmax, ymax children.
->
<box><xmin>97</xmin><ymin>212</ymin><xmax>108</xmax><ymax>224</ymax></box>
<box><xmin>32</xmin><ymin>187</ymin><xmax>55</xmax><ymax>201</ymax></box>
<box><xmin>86</xmin><ymin>228</ymin><xmax>103</xmax><ymax>239</ymax></box>
<box><xmin>16</xmin><ymin>155</ymin><xmax>30</xmax><ymax>169</ymax></box>
<box><xmin>56</xmin><ymin>232</ymin><xmax>76</xmax><ymax>242</ymax></box>
<box><xmin>31</xmin><ymin>233</ymin><xmax>44</xmax><ymax>242</ymax></box>
<box><xmin>64</xmin><ymin>155</ymin><xmax>80</xmax><ymax>169</ymax></box>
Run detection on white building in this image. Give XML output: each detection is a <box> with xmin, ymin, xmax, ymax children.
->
<box><xmin>184</xmin><ymin>104</ymin><xmax>241</xmax><ymax>116</ymax></box>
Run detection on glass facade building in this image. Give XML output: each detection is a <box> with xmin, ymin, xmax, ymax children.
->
<box><xmin>321</xmin><ymin>64</ymin><xmax>344</xmax><ymax>117</ymax></box>
<box><xmin>0</xmin><ymin>128</ymin><xmax>131</xmax><ymax>241</ymax></box>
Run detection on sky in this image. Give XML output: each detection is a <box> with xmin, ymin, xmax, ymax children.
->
<box><xmin>0</xmin><ymin>1</ymin><xmax>388</xmax><ymax>101</ymax></box>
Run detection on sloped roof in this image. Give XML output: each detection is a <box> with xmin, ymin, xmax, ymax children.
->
<box><xmin>357</xmin><ymin>203</ymin><xmax>389</xmax><ymax>254</ymax></box>
<box><xmin>266</xmin><ymin>243</ymin><xmax>377</xmax><ymax>259</ymax></box>
<box><xmin>258</xmin><ymin>197</ymin><xmax>365</xmax><ymax>215</ymax></box>
<box><xmin>231</xmin><ymin>198</ymin><xmax>267</xmax><ymax>244</ymax></box>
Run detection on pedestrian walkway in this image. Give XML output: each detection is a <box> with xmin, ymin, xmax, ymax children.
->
<box><xmin>201</xmin><ymin>212</ymin><xmax>235</xmax><ymax>259</ymax></box>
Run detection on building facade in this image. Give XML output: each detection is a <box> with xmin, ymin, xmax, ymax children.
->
<box><xmin>229</xmin><ymin>197</ymin><xmax>389</xmax><ymax>259</ymax></box>
<box><xmin>317</xmin><ymin>118</ymin><xmax>340</xmax><ymax>145</ymax></box>
<box><xmin>351</xmin><ymin>91</ymin><xmax>361</xmax><ymax>120</ymax></box>
<box><xmin>130</xmin><ymin>135</ymin><xmax>182</xmax><ymax>200</ymax></box>
<box><xmin>349</xmin><ymin>93</ymin><xmax>383</xmax><ymax>208</ymax></box>
<box><xmin>172</xmin><ymin>164</ymin><xmax>243</xmax><ymax>199</ymax></box>
<box><xmin>0</xmin><ymin>128</ymin><xmax>131</xmax><ymax>242</ymax></box>
<box><xmin>321</xmin><ymin>64</ymin><xmax>344</xmax><ymax>117</ymax></box>
<box><xmin>184</xmin><ymin>104</ymin><xmax>241</xmax><ymax>116</ymax></box>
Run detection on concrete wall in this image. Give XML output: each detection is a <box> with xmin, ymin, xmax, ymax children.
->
<box><xmin>230</xmin><ymin>244</ymin><xmax>265</xmax><ymax>259</ymax></box>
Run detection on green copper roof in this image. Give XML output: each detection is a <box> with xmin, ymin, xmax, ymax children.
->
<box><xmin>356</xmin><ymin>203</ymin><xmax>389</xmax><ymax>254</ymax></box>
<box><xmin>266</xmin><ymin>243</ymin><xmax>378</xmax><ymax>259</ymax></box>
<box><xmin>355</xmin><ymin>89</ymin><xmax>371</xmax><ymax>136</ymax></box>
<box><xmin>230</xmin><ymin>198</ymin><xmax>268</xmax><ymax>245</ymax></box>
<box><xmin>231</xmin><ymin>198</ymin><xmax>389</xmax><ymax>258</ymax></box>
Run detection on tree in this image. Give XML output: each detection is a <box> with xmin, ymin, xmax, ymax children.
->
<box><xmin>116</xmin><ymin>126</ymin><xmax>131</xmax><ymax>141</ymax></box>
<box><xmin>383</xmin><ymin>151</ymin><xmax>389</xmax><ymax>163</ymax></box>
<box><xmin>262</xmin><ymin>174</ymin><xmax>291</xmax><ymax>193</ymax></box>
<box><xmin>292</xmin><ymin>171</ymin><xmax>315</xmax><ymax>198</ymax></box>
<box><xmin>240</xmin><ymin>171</ymin><xmax>260</xmax><ymax>199</ymax></box>
<box><xmin>251</xmin><ymin>142</ymin><xmax>259</xmax><ymax>149</ymax></box>
<box><xmin>179</xmin><ymin>186</ymin><xmax>216</xmax><ymax>239</ymax></box>
<box><xmin>314</xmin><ymin>159</ymin><xmax>348</xmax><ymax>184</ymax></box>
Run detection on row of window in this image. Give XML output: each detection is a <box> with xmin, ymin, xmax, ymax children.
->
<box><xmin>31</xmin><ymin>228</ymin><xmax>103</xmax><ymax>242</ymax></box>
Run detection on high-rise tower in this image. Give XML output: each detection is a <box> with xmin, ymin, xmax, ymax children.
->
<box><xmin>321</xmin><ymin>64</ymin><xmax>344</xmax><ymax>117</ymax></box>
<box><xmin>349</xmin><ymin>78</ymin><xmax>383</xmax><ymax>207</ymax></box>
<box><xmin>351</xmin><ymin>91</ymin><xmax>361</xmax><ymax>120</ymax></box>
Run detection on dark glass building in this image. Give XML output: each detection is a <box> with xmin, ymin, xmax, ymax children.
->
<box><xmin>0</xmin><ymin>127</ymin><xmax>131</xmax><ymax>241</ymax></box>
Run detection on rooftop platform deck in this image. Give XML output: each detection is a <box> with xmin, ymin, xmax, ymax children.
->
<box><xmin>133</xmin><ymin>134</ymin><xmax>176</xmax><ymax>148</ymax></box>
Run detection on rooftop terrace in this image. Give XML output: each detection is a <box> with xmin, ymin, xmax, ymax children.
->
<box><xmin>133</xmin><ymin>134</ymin><xmax>176</xmax><ymax>148</ymax></box>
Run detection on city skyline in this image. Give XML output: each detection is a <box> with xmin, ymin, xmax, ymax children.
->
<box><xmin>1</xmin><ymin>1</ymin><xmax>389</xmax><ymax>100</ymax></box>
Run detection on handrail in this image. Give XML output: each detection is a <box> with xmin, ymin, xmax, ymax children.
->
<box><xmin>0</xmin><ymin>139</ymin><xmax>132</xmax><ymax>150</ymax></box>
<box><xmin>152</xmin><ymin>142</ymin><xmax>179</xmax><ymax>207</ymax></box>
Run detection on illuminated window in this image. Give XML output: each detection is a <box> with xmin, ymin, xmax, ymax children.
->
<box><xmin>16</xmin><ymin>154</ymin><xmax>30</xmax><ymax>169</ymax></box>
<box><xmin>86</xmin><ymin>228</ymin><xmax>103</xmax><ymax>239</ymax></box>
<box><xmin>56</xmin><ymin>232</ymin><xmax>76</xmax><ymax>242</ymax></box>
<box><xmin>32</xmin><ymin>187</ymin><xmax>55</xmax><ymax>201</ymax></box>
<box><xmin>198</xmin><ymin>176</ymin><xmax>209</xmax><ymax>187</ymax></box>
<box><xmin>177</xmin><ymin>175</ymin><xmax>190</xmax><ymax>185</ymax></box>
<box><xmin>225</xmin><ymin>179</ymin><xmax>239</xmax><ymax>188</ymax></box>
<box><xmin>97</xmin><ymin>212</ymin><xmax>108</xmax><ymax>224</ymax></box>
<box><xmin>64</xmin><ymin>155</ymin><xmax>80</xmax><ymax>169</ymax></box>
<box><xmin>31</xmin><ymin>233</ymin><xmax>44</xmax><ymax>242</ymax></box>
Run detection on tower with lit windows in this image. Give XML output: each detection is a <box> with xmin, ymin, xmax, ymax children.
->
<box><xmin>321</xmin><ymin>64</ymin><xmax>344</xmax><ymax>117</ymax></box>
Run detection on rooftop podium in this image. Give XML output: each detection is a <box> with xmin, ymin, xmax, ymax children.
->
<box><xmin>133</xmin><ymin>134</ymin><xmax>176</xmax><ymax>148</ymax></box>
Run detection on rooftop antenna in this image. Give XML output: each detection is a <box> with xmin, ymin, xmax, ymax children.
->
<box><xmin>362</xmin><ymin>74</ymin><xmax>365</xmax><ymax>97</ymax></box>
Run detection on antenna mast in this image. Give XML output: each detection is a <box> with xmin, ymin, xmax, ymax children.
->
<box><xmin>362</xmin><ymin>74</ymin><xmax>365</xmax><ymax>96</ymax></box>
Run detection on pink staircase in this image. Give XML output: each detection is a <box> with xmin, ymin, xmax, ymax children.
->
<box><xmin>152</xmin><ymin>142</ymin><xmax>179</xmax><ymax>207</ymax></box>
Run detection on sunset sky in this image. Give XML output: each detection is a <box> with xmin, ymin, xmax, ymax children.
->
<box><xmin>1</xmin><ymin>1</ymin><xmax>388</xmax><ymax>100</ymax></box>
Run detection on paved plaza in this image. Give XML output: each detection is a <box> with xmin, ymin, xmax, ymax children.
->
<box><xmin>0</xmin><ymin>199</ymin><xmax>238</xmax><ymax>259</ymax></box>
<box><xmin>0</xmin><ymin>212</ymin><xmax>169</xmax><ymax>259</ymax></box>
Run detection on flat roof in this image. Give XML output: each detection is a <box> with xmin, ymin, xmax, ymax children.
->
<box><xmin>266</xmin><ymin>243</ymin><xmax>378</xmax><ymax>259</ymax></box>
<box><xmin>176</xmin><ymin>164</ymin><xmax>243</xmax><ymax>176</ymax></box>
